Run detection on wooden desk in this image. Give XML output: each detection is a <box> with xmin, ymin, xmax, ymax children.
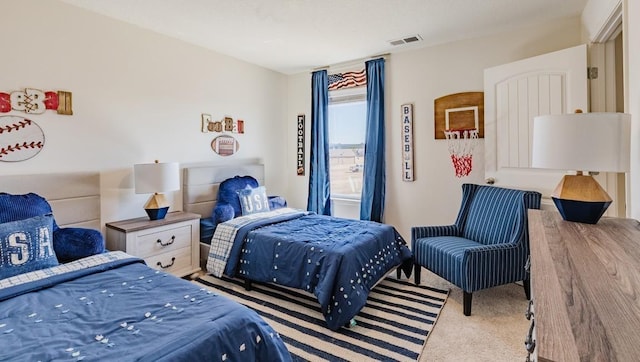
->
<box><xmin>527</xmin><ymin>209</ymin><xmax>640</xmax><ymax>361</ymax></box>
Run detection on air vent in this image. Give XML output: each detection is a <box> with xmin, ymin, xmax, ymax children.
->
<box><xmin>389</xmin><ymin>34</ymin><xmax>422</xmax><ymax>46</ymax></box>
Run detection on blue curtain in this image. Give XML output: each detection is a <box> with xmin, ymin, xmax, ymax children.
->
<box><xmin>360</xmin><ymin>58</ymin><xmax>385</xmax><ymax>222</ymax></box>
<box><xmin>307</xmin><ymin>70</ymin><xmax>332</xmax><ymax>215</ymax></box>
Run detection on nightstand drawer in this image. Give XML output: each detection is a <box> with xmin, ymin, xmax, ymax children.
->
<box><xmin>105</xmin><ymin>211</ymin><xmax>201</xmax><ymax>278</ymax></box>
<box><xmin>144</xmin><ymin>246</ymin><xmax>193</xmax><ymax>275</ymax></box>
<box><xmin>136</xmin><ymin>224</ymin><xmax>192</xmax><ymax>258</ymax></box>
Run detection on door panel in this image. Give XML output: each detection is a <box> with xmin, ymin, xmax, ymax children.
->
<box><xmin>484</xmin><ymin>44</ymin><xmax>588</xmax><ymax>205</ymax></box>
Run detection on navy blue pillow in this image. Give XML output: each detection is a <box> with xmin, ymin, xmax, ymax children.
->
<box><xmin>53</xmin><ymin>228</ymin><xmax>105</xmax><ymax>263</ymax></box>
<box><xmin>0</xmin><ymin>193</ymin><xmax>60</xmax><ymax>231</ymax></box>
<box><xmin>0</xmin><ymin>214</ymin><xmax>59</xmax><ymax>279</ymax></box>
<box><xmin>212</xmin><ymin>203</ymin><xmax>235</xmax><ymax>226</ymax></box>
<box><xmin>216</xmin><ymin>176</ymin><xmax>259</xmax><ymax>218</ymax></box>
<box><xmin>268</xmin><ymin>196</ymin><xmax>287</xmax><ymax>210</ymax></box>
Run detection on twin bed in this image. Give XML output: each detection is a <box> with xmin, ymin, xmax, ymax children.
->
<box><xmin>0</xmin><ymin>171</ymin><xmax>290</xmax><ymax>361</ymax></box>
<box><xmin>183</xmin><ymin>163</ymin><xmax>413</xmax><ymax>331</ymax></box>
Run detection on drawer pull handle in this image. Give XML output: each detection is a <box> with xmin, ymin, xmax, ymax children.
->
<box><xmin>525</xmin><ymin>300</ymin><xmax>534</xmax><ymax>320</ymax></box>
<box><xmin>525</xmin><ymin>339</ymin><xmax>536</xmax><ymax>354</ymax></box>
<box><xmin>524</xmin><ymin>319</ymin><xmax>536</xmax><ymax>353</ymax></box>
<box><xmin>157</xmin><ymin>257</ymin><xmax>176</xmax><ymax>269</ymax></box>
<box><xmin>157</xmin><ymin>236</ymin><xmax>176</xmax><ymax>247</ymax></box>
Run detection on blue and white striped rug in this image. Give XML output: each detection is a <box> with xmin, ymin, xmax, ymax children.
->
<box><xmin>194</xmin><ymin>274</ymin><xmax>448</xmax><ymax>361</ymax></box>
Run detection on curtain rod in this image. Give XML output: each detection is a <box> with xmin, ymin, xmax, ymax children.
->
<box><xmin>311</xmin><ymin>53</ymin><xmax>390</xmax><ymax>73</ymax></box>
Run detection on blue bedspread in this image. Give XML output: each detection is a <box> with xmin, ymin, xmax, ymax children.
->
<box><xmin>211</xmin><ymin>211</ymin><xmax>413</xmax><ymax>330</ymax></box>
<box><xmin>0</xmin><ymin>251</ymin><xmax>291</xmax><ymax>361</ymax></box>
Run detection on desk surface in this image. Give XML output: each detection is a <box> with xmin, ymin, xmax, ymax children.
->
<box><xmin>528</xmin><ymin>209</ymin><xmax>640</xmax><ymax>361</ymax></box>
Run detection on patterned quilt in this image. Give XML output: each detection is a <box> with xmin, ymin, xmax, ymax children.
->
<box><xmin>0</xmin><ymin>251</ymin><xmax>291</xmax><ymax>361</ymax></box>
<box><xmin>206</xmin><ymin>209</ymin><xmax>413</xmax><ymax>330</ymax></box>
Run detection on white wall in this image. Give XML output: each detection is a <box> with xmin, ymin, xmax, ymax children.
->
<box><xmin>287</xmin><ymin>17</ymin><xmax>583</xmax><ymax>240</ymax></box>
<box><xmin>1</xmin><ymin>1</ymin><xmax>288</xmax><ymax>227</ymax></box>
<box><xmin>582</xmin><ymin>0</ymin><xmax>623</xmax><ymax>41</ymax></box>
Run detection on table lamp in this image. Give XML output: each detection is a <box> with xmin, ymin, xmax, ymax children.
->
<box><xmin>134</xmin><ymin>160</ymin><xmax>180</xmax><ymax>220</ymax></box>
<box><xmin>531</xmin><ymin>111</ymin><xmax>631</xmax><ymax>224</ymax></box>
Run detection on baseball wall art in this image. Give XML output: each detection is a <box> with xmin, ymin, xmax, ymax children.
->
<box><xmin>0</xmin><ymin>116</ymin><xmax>45</xmax><ymax>162</ymax></box>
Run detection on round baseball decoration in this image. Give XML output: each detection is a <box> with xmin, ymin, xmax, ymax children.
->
<box><xmin>0</xmin><ymin>115</ymin><xmax>45</xmax><ymax>162</ymax></box>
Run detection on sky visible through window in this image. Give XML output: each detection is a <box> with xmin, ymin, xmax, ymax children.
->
<box><xmin>329</xmin><ymin>101</ymin><xmax>366</xmax><ymax>145</ymax></box>
<box><xmin>329</xmin><ymin>100</ymin><xmax>366</xmax><ymax>197</ymax></box>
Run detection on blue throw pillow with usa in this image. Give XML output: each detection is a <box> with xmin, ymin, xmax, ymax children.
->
<box><xmin>237</xmin><ymin>186</ymin><xmax>270</xmax><ymax>216</ymax></box>
<box><xmin>0</xmin><ymin>214</ymin><xmax>59</xmax><ymax>279</ymax></box>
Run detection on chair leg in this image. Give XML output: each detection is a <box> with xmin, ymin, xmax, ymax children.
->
<box><xmin>414</xmin><ymin>263</ymin><xmax>421</xmax><ymax>285</ymax></box>
<box><xmin>463</xmin><ymin>291</ymin><xmax>472</xmax><ymax>316</ymax></box>
<box><xmin>523</xmin><ymin>278</ymin><xmax>531</xmax><ymax>300</ymax></box>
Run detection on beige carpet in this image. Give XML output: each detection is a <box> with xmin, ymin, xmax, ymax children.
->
<box><xmin>417</xmin><ymin>268</ymin><xmax>529</xmax><ymax>361</ymax></box>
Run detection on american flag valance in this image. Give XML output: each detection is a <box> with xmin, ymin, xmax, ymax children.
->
<box><xmin>328</xmin><ymin>69</ymin><xmax>366</xmax><ymax>90</ymax></box>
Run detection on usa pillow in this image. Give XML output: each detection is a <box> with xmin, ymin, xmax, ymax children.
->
<box><xmin>237</xmin><ymin>186</ymin><xmax>270</xmax><ymax>216</ymax></box>
<box><xmin>0</xmin><ymin>214</ymin><xmax>59</xmax><ymax>279</ymax></box>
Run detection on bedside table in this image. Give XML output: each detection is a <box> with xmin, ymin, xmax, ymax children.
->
<box><xmin>105</xmin><ymin>211</ymin><xmax>201</xmax><ymax>277</ymax></box>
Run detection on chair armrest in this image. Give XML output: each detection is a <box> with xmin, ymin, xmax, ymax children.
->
<box><xmin>411</xmin><ymin>224</ymin><xmax>459</xmax><ymax>239</ymax></box>
<box><xmin>53</xmin><ymin>227</ymin><xmax>105</xmax><ymax>263</ymax></box>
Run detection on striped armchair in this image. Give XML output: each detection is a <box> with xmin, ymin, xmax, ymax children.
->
<box><xmin>412</xmin><ymin>184</ymin><xmax>541</xmax><ymax>316</ymax></box>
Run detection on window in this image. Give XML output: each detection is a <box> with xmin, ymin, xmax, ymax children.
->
<box><xmin>328</xmin><ymin>87</ymin><xmax>366</xmax><ymax>199</ymax></box>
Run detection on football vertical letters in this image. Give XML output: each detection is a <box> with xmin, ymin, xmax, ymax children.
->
<box><xmin>297</xmin><ymin>114</ymin><xmax>305</xmax><ymax>176</ymax></box>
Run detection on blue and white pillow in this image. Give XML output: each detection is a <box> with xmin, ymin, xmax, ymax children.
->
<box><xmin>0</xmin><ymin>214</ymin><xmax>59</xmax><ymax>279</ymax></box>
<box><xmin>237</xmin><ymin>186</ymin><xmax>270</xmax><ymax>216</ymax></box>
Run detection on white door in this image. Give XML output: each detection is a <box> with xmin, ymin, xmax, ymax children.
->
<box><xmin>484</xmin><ymin>44</ymin><xmax>588</xmax><ymax>206</ymax></box>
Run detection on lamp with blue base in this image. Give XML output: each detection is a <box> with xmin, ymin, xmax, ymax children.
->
<box><xmin>550</xmin><ymin>171</ymin><xmax>612</xmax><ymax>224</ymax></box>
<box><xmin>532</xmin><ymin>111</ymin><xmax>630</xmax><ymax>224</ymax></box>
<box><xmin>134</xmin><ymin>160</ymin><xmax>180</xmax><ymax>221</ymax></box>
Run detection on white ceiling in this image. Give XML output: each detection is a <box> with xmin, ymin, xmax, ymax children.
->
<box><xmin>60</xmin><ymin>0</ymin><xmax>589</xmax><ymax>75</ymax></box>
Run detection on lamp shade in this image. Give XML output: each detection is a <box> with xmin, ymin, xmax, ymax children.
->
<box><xmin>531</xmin><ymin>112</ymin><xmax>631</xmax><ymax>224</ymax></box>
<box><xmin>134</xmin><ymin>162</ymin><xmax>180</xmax><ymax>194</ymax></box>
<box><xmin>531</xmin><ymin>112</ymin><xmax>631</xmax><ymax>173</ymax></box>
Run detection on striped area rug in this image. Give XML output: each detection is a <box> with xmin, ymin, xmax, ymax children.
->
<box><xmin>194</xmin><ymin>274</ymin><xmax>449</xmax><ymax>361</ymax></box>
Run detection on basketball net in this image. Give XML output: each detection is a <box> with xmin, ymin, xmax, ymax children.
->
<box><xmin>444</xmin><ymin>128</ymin><xmax>478</xmax><ymax>177</ymax></box>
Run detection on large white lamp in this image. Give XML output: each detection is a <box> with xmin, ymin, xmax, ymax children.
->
<box><xmin>531</xmin><ymin>111</ymin><xmax>631</xmax><ymax>224</ymax></box>
<box><xmin>134</xmin><ymin>160</ymin><xmax>180</xmax><ymax>220</ymax></box>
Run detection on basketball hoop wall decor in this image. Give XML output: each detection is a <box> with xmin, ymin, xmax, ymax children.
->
<box><xmin>434</xmin><ymin>92</ymin><xmax>484</xmax><ymax>177</ymax></box>
<box><xmin>401</xmin><ymin>104</ymin><xmax>414</xmax><ymax>181</ymax></box>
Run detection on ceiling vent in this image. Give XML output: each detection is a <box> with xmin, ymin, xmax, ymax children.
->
<box><xmin>389</xmin><ymin>34</ymin><xmax>422</xmax><ymax>46</ymax></box>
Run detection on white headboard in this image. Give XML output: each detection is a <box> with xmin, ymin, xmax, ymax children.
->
<box><xmin>0</xmin><ymin>172</ymin><xmax>101</xmax><ymax>230</ymax></box>
<box><xmin>182</xmin><ymin>163</ymin><xmax>265</xmax><ymax>219</ymax></box>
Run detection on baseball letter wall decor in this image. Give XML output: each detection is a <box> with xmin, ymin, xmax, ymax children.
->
<box><xmin>1</xmin><ymin>88</ymin><xmax>73</xmax><ymax>115</ymax></box>
<box><xmin>401</xmin><ymin>104</ymin><xmax>414</xmax><ymax>181</ymax></box>
<box><xmin>296</xmin><ymin>114</ymin><xmax>305</xmax><ymax>176</ymax></box>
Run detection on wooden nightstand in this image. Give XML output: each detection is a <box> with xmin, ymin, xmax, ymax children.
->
<box><xmin>106</xmin><ymin>211</ymin><xmax>201</xmax><ymax>278</ymax></box>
